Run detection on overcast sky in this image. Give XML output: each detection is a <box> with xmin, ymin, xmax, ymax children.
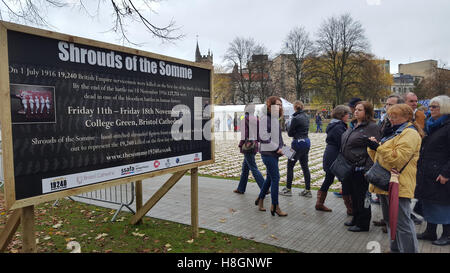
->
<box><xmin>20</xmin><ymin>0</ymin><xmax>450</xmax><ymax>73</ymax></box>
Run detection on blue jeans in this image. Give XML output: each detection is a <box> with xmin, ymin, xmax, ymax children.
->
<box><xmin>259</xmin><ymin>155</ymin><xmax>279</xmax><ymax>206</ymax></box>
<box><xmin>237</xmin><ymin>153</ymin><xmax>265</xmax><ymax>192</ymax></box>
<box><xmin>316</xmin><ymin>123</ymin><xmax>323</xmax><ymax>133</ymax></box>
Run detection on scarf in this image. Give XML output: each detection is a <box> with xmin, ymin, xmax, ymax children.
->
<box><xmin>380</xmin><ymin>122</ymin><xmax>414</xmax><ymax>144</ymax></box>
<box><xmin>425</xmin><ymin>115</ymin><xmax>449</xmax><ymax>135</ymax></box>
<box><xmin>382</xmin><ymin>123</ymin><xmax>402</xmax><ymax>139</ymax></box>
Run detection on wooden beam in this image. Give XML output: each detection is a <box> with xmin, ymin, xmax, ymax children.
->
<box><xmin>135</xmin><ymin>180</ymin><xmax>143</xmax><ymax>225</ymax></box>
<box><xmin>0</xmin><ymin>209</ymin><xmax>21</xmax><ymax>252</ymax></box>
<box><xmin>21</xmin><ymin>206</ymin><xmax>36</xmax><ymax>253</ymax></box>
<box><xmin>130</xmin><ymin>170</ymin><xmax>187</xmax><ymax>225</ymax></box>
<box><xmin>191</xmin><ymin>167</ymin><xmax>199</xmax><ymax>238</ymax></box>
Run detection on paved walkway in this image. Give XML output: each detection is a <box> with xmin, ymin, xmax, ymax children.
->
<box><xmin>75</xmin><ymin>174</ymin><xmax>450</xmax><ymax>253</ymax></box>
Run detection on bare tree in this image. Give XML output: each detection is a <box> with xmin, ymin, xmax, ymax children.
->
<box><xmin>282</xmin><ymin>26</ymin><xmax>316</xmax><ymax>101</ymax></box>
<box><xmin>224</xmin><ymin>37</ymin><xmax>258</xmax><ymax>104</ymax></box>
<box><xmin>0</xmin><ymin>0</ymin><xmax>183</xmax><ymax>44</ymax></box>
<box><xmin>315</xmin><ymin>13</ymin><xmax>369</xmax><ymax>105</ymax></box>
<box><xmin>250</xmin><ymin>45</ymin><xmax>273</xmax><ymax>103</ymax></box>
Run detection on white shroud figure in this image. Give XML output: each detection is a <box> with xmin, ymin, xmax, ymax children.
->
<box><xmin>21</xmin><ymin>94</ymin><xmax>28</xmax><ymax>113</ymax></box>
<box><xmin>40</xmin><ymin>96</ymin><xmax>45</xmax><ymax>113</ymax></box>
<box><xmin>45</xmin><ymin>96</ymin><xmax>51</xmax><ymax>114</ymax></box>
<box><xmin>29</xmin><ymin>96</ymin><xmax>34</xmax><ymax>114</ymax></box>
<box><xmin>34</xmin><ymin>96</ymin><xmax>40</xmax><ymax>114</ymax></box>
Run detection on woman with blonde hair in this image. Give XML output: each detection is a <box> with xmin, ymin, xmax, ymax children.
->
<box><xmin>367</xmin><ymin>103</ymin><xmax>423</xmax><ymax>252</ymax></box>
<box><xmin>415</xmin><ymin>95</ymin><xmax>450</xmax><ymax>246</ymax></box>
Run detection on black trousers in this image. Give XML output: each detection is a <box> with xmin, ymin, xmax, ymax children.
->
<box><xmin>286</xmin><ymin>146</ymin><xmax>311</xmax><ymax>190</ymax></box>
<box><xmin>348</xmin><ymin>171</ymin><xmax>371</xmax><ymax>229</ymax></box>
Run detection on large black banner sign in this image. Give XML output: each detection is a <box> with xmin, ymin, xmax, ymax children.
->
<box><xmin>7</xmin><ymin>30</ymin><xmax>212</xmax><ymax>200</ymax></box>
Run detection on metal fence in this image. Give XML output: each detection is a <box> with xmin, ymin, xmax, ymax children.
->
<box><xmin>65</xmin><ymin>183</ymin><xmax>136</xmax><ymax>222</ymax></box>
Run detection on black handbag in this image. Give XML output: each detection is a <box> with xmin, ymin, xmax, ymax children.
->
<box><xmin>364</xmin><ymin>162</ymin><xmax>391</xmax><ymax>191</ymax></box>
<box><xmin>330</xmin><ymin>153</ymin><xmax>354</xmax><ymax>182</ymax></box>
<box><xmin>365</xmin><ymin>155</ymin><xmax>414</xmax><ymax>191</ymax></box>
<box><xmin>241</xmin><ymin>140</ymin><xmax>257</xmax><ymax>153</ymax></box>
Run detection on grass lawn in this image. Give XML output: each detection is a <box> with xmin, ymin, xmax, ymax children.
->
<box><xmin>0</xmin><ymin>189</ymin><xmax>297</xmax><ymax>253</ymax></box>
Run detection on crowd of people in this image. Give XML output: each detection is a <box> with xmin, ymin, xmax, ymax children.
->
<box><xmin>234</xmin><ymin>92</ymin><xmax>450</xmax><ymax>253</ymax></box>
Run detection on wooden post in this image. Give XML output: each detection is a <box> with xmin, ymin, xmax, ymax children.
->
<box><xmin>0</xmin><ymin>209</ymin><xmax>21</xmax><ymax>252</ymax></box>
<box><xmin>191</xmin><ymin>167</ymin><xmax>199</xmax><ymax>238</ymax></box>
<box><xmin>21</xmin><ymin>205</ymin><xmax>36</xmax><ymax>253</ymax></box>
<box><xmin>135</xmin><ymin>180</ymin><xmax>143</xmax><ymax>225</ymax></box>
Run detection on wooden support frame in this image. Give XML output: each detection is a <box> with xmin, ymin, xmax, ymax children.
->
<box><xmin>131</xmin><ymin>168</ymin><xmax>199</xmax><ymax>238</ymax></box>
<box><xmin>0</xmin><ymin>209</ymin><xmax>21</xmax><ymax>252</ymax></box>
<box><xmin>135</xmin><ymin>180</ymin><xmax>143</xmax><ymax>225</ymax></box>
<box><xmin>130</xmin><ymin>170</ymin><xmax>187</xmax><ymax>225</ymax></box>
<box><xmin>0</xmin><ymin>205</ymin><xmax>37</xmax><ymax>253</ymax></box>
<box><xmin>21</xmin><ymin>206</ymin><xmax>36</xmax><ymax>253</ymax></box>
<box><xmin>191</xmin><ymin>167</ymin><xmax>199</xmax><ymax>238</ymax></box>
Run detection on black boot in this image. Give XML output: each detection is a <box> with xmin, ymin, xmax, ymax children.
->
<box><xmin>432</xmin><ymin>224</ymin><xmax>450</xmax><ymax>246</ymax></box>
<box><xmin>417</xmin><ymin>222</ymin><xmax>437</xmax><ymax>241</ymax></box>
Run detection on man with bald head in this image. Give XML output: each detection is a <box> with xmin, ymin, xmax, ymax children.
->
<box><xmin>405</xmin><ymin>92</ymin><xmax>425</xmax><ymax>129</ymax></box>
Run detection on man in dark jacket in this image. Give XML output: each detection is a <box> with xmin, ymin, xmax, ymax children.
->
<box><xmin>379</xmin><ymin>94</ymin><xmax>404</xmax><ymax>135</ymax></box>
<box><xmin>281</xmin><ymin>101</ymin><xmax>312</xmax><ymax>197</ymax></box>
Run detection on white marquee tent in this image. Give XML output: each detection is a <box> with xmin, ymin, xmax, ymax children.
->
<box><xmin>212</xmin><ymin>98</ymin><xmax>294</xmax><ymax>132</ymax></box>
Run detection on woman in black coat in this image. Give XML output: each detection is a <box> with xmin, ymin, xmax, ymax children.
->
<box><xmin>415</xmin><ymin>95</ymin><xmax>450</xmax><ymax>246</ymax></box>
<box><xmin>315</xmin><ymin>105</ymin><xmax>351</xmax><ymax>212</ymax></box>
<box><xmin>340</xmin><ymin>101</ymin><xmax>380</xmax><ymax>232</ymax></box>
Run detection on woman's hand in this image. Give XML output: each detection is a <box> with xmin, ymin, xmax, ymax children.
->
<box><xmin>367</xmin><ymin>136</ymin><xmax>380</xmax><ymax>151</ymax></box>
<box><xmin>368</xmin><ymin>136</ymin><xmax>378</xmax><ymax>143</ymax></box>
<box><xmin>390</xmin><ymin>168</ymin><xmax>400</xmax><ymax>183</ymax></box>
<box><xmin>436</xmin><ymin>175</ymin><xmax>449</xmax><ymax>185</ymax></box>
<box><xmin>276</xmin><ymin>149</ymin><xmax>284</xmax><ymax>155</ymax></box>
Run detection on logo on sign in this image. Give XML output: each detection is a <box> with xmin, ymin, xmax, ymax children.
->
<box><xmin>50</xmin><ymin>177</ymin><xmax>67</xmax><ymax>191</ymax></box>
<box><xmin>154</xmin><ymin>160</ymin><xmax>160</xmax><ymax>168</ymax></box>
<box><xmin>176</xmin><ymin>158</ymin><xmax>180</xmax><ymax>164</ymax></box>
<box><xmin>165</xmin><ymin>159</ymin><xmax>171</xmax><ymax>168</ymax></box>
<box><xmin>194</xmin><ymin>153</ymin><xmax>200</xmax><ymax>161</ymax></box>
<box><xmin>121</xmin><ymin>166</ymin><xmax>135</xmax><ymax>175</ymax></box>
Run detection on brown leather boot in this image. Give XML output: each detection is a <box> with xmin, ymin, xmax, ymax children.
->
<box><xmin>255</xmin><ymin>198</ymin><xmax>266</xmax><ymax>211</ymax></box>
<box><xmin>315</xmin><ymin>191</ymin><xmax>332</xmax><ymax>212</ymax></box>
<box><xmin>342</xmin><ymin>195</ymin><xmax>353</xmax><ymax>216</ymax></box>
<box><xmin>271</xmin><ymin>204</ymin><xmax>287</xmax><ymax>216</ymax></box>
